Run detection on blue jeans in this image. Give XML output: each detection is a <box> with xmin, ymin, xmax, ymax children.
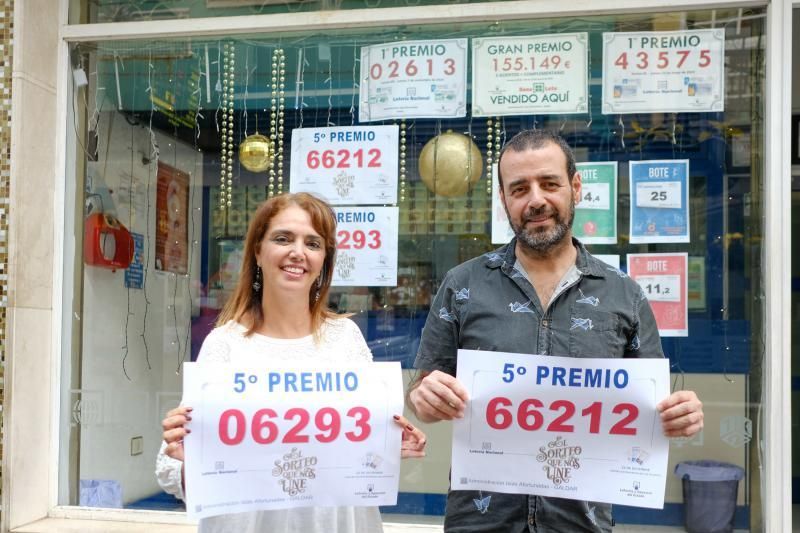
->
<box><xmin>443</xmin><ymin>491</ymin><xmax>613</xmax><ymax>533</ymax></box>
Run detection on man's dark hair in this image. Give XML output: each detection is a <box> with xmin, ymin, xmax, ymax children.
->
<box><xmin>496</xmin><ymin>129</ymin><xmax>577</xmax><ymax>188</ymax></box>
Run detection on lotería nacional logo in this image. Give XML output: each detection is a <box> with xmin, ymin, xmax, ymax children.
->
<box><xmin>271</xmin><ymin>447</ymin><xmax>317</xmax><ymax>496</ymax></box>
<box><xmin>536</xmin><ymin>436</ymin><xmax>582</xmax><ymax>485</ymax></box>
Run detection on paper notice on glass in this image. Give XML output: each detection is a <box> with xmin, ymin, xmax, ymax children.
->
<box><xmin>289</xmin><ymin>126</ymin><xmax>398</xmax><ymax>205</ymax></box>
<box><xmin>491</xmin><ymin>164</ymin><xmax>515</xmax><ymax>244</ymax></box>
<box><xmin>629</xmin><ymin>160</ymin><xmax>690</xmax><ymax>244</ymax></box>
<box><xmin>452</xmin><ymin>349</ymin><xmax>670</xmax><ymax>509</ymax></box>
<box><xmin>595</xmin><ymin>254</ymin><xmax>620</xmax><ymax>270</ymax></box>
<box><xmin>359</xmin><ymin>39</ymin><xmax>468</xmax><ymax>122</ymax></box>
<box><xmin>332</xmin><ymin>206</ymin><xmax>398</xmax><ymax>287</ymax></box>
<box><xmin>574</xmin><ymin>162</ymin><xmax>618</xmax><ymax>244</ymax></box>
<box><xmin>472</xmin><ymin>33</ymin><xmax>588</xmax><ymax>116</ymax></box>
<box><xmin>627</xmin><ymin>253</ymin><xmax>689</xmax><ymax>337</ymax></box>
<box><xmin>602</xmin><ymin>29</ymin><xmax>724</xmax><ymax>114</ymax></box>
<box><xmin>687</xmin><ymin>256</ymin><xmax>706</xmax><ymax>311</ymax></box>
<box><xmin>183</xmin><ymin>361</ymin><xmax>404</xmax><ymax>520</ymax></box>
<box><xmin>124</xmin><ymin>232</ymin><xmax>144</xmax><ymax>289</ymax></box>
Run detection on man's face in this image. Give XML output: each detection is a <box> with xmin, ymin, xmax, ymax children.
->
<box><xmin>499</xmin><ymin>143</ymin><xmax>581</xmax><ymax>254</ymax></box>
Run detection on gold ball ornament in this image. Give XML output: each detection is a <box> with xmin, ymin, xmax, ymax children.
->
<box><xmin>418</xmin><ymin>131</ymin><xmax>483</xmax><ymax>197</ymax></box>
<box><xmin>238</xmin><ymin>133</ymin><xmax>273</xmax><ymax>172</ymax></box>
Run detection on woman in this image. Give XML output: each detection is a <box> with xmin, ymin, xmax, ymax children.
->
<box><xmin>157</xmin><ymin>192</ymin><xmax>426</xmax><ymax>533</ymax></box>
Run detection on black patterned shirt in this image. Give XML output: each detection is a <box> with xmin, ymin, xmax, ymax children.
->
<box><xmin>414</xmin><ymin>238</ymin><xmax>663</xmax><ymax>533</ymax></box>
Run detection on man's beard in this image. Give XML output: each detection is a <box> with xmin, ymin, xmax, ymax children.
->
<box><xmin>506</xmin><ymin>200</ymin><xmax>574</xmax><ymax>254</ymax></box>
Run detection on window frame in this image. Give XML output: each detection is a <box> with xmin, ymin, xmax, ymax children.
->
<box><xmin>19</xmin><ymin>0</ymin><xmax>789</xmax><ymax>530</ymax></box>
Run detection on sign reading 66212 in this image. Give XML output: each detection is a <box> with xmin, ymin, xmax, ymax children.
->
<box><xmin>290</xmin><ymin>126</ymin><xmax>398</xmax><ymax>205</ymax></box>
<box><xmin>452</xmin><ymin>349</ymin><xmax>671</xmax><ymax>509</ymax></box>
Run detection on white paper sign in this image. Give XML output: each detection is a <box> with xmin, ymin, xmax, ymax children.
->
<box><xmin>635</xmin><ymin>181</ymin><xmax>682</xmax><ymax>209</ymax></box>
<box><xmin>602</xmin><ymin>29</ymin><xmax>724</xmax><ymax>114</ymax></box>
<box><xmin>333</xmin><ymin>206</ymin><xmax>398</xmax><ymax>286</ymax></box>
<box><xmin>290</xmin><ymin>126</ymin><xmax>398</xmax><ymax>205</ymax></box>
<box><xmin>452</xmin><ymin>349</ymin><xmax>670</xmax><ymax>509</ymax></box>
<box><xmin>594</xmin><ymin>254</ymin><xmax>620</xmax><ymax>270</ymax></box>
<box><xmin>183</xmin><ymin>361</ymin><xmax>404</xmax><ymax>520</ymax></box>
<box><xmin>628</xmin><ymin>253</ymin><xmax>689</xmax><ymax>336</ymax></box>
<box><xmin>472</xmin><ymin>33</ymin><xmax>588</xmax><ymax>116</ymax></box>
<box><xmin>359</xmin><ymin>39</ymin><xmax>468</xmax><ymax>122</ymax></box>
<box><xmin>490</xmin><ymin>164</ymin><xmax>515</xmax><ymax>244</ymax></box>
<box><xmin>579</xmin><ymin>182</ymin><xmax>610</xmax><ymax>210</ymax></box>
<box><xmin>629</xmin><ymin>160</ymin><xmax>690</xmax><ymax>244</ymax></box>
<box><xmin>634</xmin><ymin>274</ymin><xmax>681</xmax><ymax>303</ymax></box>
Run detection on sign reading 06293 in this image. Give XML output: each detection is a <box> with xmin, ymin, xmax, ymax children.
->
<box><xmin>182</xmin><ymin>360</ymin><xmax>404</xmax><ymax>520</ymax></box>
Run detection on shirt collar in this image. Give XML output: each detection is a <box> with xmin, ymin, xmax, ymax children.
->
<box><xmin>484</xmin><ymin>237</ymin><xmax>607</xmax><ymax>279</ymax></box>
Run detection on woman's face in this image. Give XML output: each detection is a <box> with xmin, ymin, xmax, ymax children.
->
<box><xmin>255</xmin><ymin>204</ymin><xmax>326</xmax><ymax>299</ymax></box>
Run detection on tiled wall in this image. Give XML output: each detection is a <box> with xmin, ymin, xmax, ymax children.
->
<box><xmin>0</xmin><ymin>0</ymin><xmax>12</xmax><ymax>517</ymax></box>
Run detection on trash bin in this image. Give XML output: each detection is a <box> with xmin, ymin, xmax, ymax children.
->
<box><xmin>674</xmin><ymin>461</ymin><xmax>744</xmax><ymax>533</ymax></box>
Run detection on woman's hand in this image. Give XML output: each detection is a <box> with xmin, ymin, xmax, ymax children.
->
<box><xmin>162</xmin><ymin>406</ymin><xmax>193</xmax><ymax>462</ymax></box>
<box><xmin>393</xmin><ymin>414</ymin><xmax>426</xmax><ymax>459</ymax></box>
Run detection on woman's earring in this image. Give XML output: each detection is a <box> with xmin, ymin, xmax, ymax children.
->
<box><xmin>253</xmin><ymin>265</ymin><xmax>262</xmax><ymax>293</ymax></box>
<box><xmin>314</xmin><ymin>269</ymin><xmax>324</xmax><ymax>302</ymax></box>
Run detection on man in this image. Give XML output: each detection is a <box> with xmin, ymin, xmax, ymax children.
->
<box><xmin>408</xmin><ymin>129</ymin><xmax>703</xmax><ymax>533</ymax></box>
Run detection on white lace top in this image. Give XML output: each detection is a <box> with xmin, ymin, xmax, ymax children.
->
<box><xmin>155</xmin><ymin>318</ymin><xmax>383</xmax><ymax>533</ymax></box>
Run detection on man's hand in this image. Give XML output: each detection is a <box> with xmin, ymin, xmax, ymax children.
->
<box><xmin>657</xmin><ymin>390</ymin><xmax>703</xmax><ymax>438</ymax></box>
<box><xmin>408</xmin><ymin>370</ymin><xmax>469</xmax><ymax>423</ymax></box>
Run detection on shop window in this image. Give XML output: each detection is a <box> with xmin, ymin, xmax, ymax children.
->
<box><xmin>64</xmin><ymin>7</ymin><xmax>766</xmax><ymax>529</ymax></box>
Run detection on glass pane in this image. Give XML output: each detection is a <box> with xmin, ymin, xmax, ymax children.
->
<box><xmin>68</xmin><ymin>0</ymin><xmax>518</xmax><ymax>24</ymax></box>
<box><xmin>791</xmin><ymin>8</ymin><xmax>800</xmax><ymax>530</ymax></box>
<box><xmin>62</xmin><ymin>7</ymin><xmax>767</xmax><ymax>531</ymax></box>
